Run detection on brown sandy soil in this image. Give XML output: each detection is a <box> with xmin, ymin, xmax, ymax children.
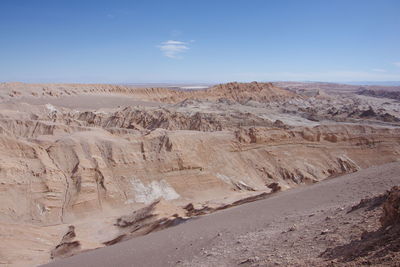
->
<box><xmin>0</xmin><ymin>81</ymin><xmax>400</xmax><ymax>266</ymax></box>
<box><xmin>44</xmin><ymin>162</ymin><xmax>400</xmax><ymax>267</ymax></box>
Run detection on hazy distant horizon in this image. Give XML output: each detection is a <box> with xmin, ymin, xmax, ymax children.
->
<box><xmin>2</xmin><ymin>80</ymin><xmax>400</xmax><ymax>87</ymax></box>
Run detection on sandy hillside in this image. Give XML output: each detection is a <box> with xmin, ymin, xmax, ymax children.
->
<box><xmin>0</xmin><ymin>82</ymin><xmax>399</xmax><ymax>266</ymax></box>
<box><xmin>45</xmin><ymin>162</ymin><xmax>400</xmax><ymax>267</ymax></box>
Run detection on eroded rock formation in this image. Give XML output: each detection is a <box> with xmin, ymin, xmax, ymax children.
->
<box><xmin>0</xmin><ymin>82</ymin><xmax>399</xmax><ymax>265</ymax></box>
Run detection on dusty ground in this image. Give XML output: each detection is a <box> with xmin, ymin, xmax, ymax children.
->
<box><xmin>0</xmin><ymin>81</ymin><xmax>399</xmax><ymax>266</ymax></box>
<box><xmin>45</xmin><ymin>162</ymin><xmax>400</xmax><ymax>267</ymax></box>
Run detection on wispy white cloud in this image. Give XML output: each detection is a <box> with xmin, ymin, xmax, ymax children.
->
<box><xmin>394</xmin><ymin>62</ymin><xmax>400</xmax><ymax>67</ymax></box>
<box><xmin>372</xmin><ymin>68</ymin><xmax>386</xmax><ymax>72</ymax></box>
<box><xmin>158</xmin><ymin>40</ymin><xmax>191</xmax><ymax>59</ymax></box>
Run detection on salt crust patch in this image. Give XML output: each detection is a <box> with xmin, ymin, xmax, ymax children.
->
<box><xmin>217</xmin><ymin>173</ymin><xmax>252</xmax><ymax>188</ymax></box>
<box><xmin>45</xmin><ymin>103</ymin><xmax>57</xmax><ymax>113</ymax></box>
<box><xmin>216</xmin><ymin>173</ymin><xmax>232</xmax><ymax>184</ymax></box>
<box><xmin>130</xmin><ymin>178</ymin><xmax>180</xmax><ymax>204</ymax></box>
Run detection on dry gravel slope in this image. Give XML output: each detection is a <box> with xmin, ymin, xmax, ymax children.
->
<box><xmin>45</xmin><ymin>162</ymin><xmax>400</xmax><ymax>267</ymax></box>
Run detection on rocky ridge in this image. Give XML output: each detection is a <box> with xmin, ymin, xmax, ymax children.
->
<box><xmin>0</xmin><ymin>82</ymin><xmax>399</xmax><ymax>265</ymax></box>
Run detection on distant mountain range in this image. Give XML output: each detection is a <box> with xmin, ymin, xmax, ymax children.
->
<box><xmin>343</xmin><ymin>81</ymin><xmax>400</xmax><ymax>86</ymax></box>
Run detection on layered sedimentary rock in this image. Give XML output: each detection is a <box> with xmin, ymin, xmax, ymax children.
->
<box><xmin>0</xmin><ymin>81</ymin><xmax>399</xmax><ymax>265</ymax></box>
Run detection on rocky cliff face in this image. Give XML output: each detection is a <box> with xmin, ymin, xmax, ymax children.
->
<box><xmin>2</xmin><ymin>105</ymin><xmax>399</xmax><ymax>226</ymax></box>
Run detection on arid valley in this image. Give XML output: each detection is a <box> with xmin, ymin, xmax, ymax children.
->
<box><xmin>2</xmin><ymin>1</ymin><xmax>400</xmax><ymax>266</ymax></box>
<box><xmin>0</xmin><ymin>81</ymin><xmax>399</xmax><ymax>266</ymax></box>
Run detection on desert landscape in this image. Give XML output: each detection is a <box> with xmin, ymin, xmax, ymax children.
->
<box><xmin>2</xmin><ymin>1</ymin><xmax>400</xmax><ymax>266</ymax></box>
<box><xmin>0</xmin><ymin>81</ymin><xmax>399</xmax><ymax>266</ymax></box>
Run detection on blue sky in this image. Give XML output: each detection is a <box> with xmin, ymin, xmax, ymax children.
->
<box><xmin>1</xmin><ymin>0</ymin><xmax>400</xmax><ymax>83</ymax></box>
